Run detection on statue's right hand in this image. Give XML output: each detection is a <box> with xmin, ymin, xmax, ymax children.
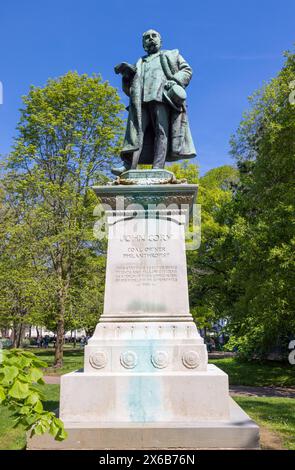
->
<box><xmin>164</xmin><ymin>80</ymin><xmax>176</xmax><ymax>91</ymax></box>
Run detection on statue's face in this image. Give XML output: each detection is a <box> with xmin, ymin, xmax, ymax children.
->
<box><xmin>142</xmin><ymin>30</ymin><xmax>162</xmax><ymax>54</ymax></box>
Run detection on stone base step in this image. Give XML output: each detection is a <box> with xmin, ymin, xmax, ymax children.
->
<box><xmin>27</xmin><ymin>398</ymin><xmax>259</xmax><ymax>449</ymax></box>
<box><xmin>59</xmin><ymin>365</ymin><xmax>230</xmax><ymax>423</ymax></box>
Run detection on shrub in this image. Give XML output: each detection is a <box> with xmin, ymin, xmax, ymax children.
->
<box><xmin>0</xmin><ymin>349</ymin><xmax>67</xmax><ymax>442</ymax></box>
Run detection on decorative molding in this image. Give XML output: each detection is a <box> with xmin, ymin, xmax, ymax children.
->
<box><xmin>89</xmin><ymin>352</ymin><xmax>107</xmax><ymax>369</ymax></box>
<box><xmin>182</xmin><ymin>350</ymin><xmax>200</xmax><ymax>369</ymax></box>
<box><xmin>116</xmin><ymin>169</ymin><xmax>177</xmax><ymax>186</ymax></box>
<box><xmin>151</xmin><ymin>350</ymin><xmax>169</xmax><ymax>369</ymax></box>
<box><xmin>120</xmin><ymin>350</ymin><xmax>138</xmax><ymax>369</ymax></box>
<box><xmin>100</xmin><ymin>194</ymin><xmax>194</xmax><ymax>210</ymax></box>
<box><xmin>92</xmin><ymin>184</ymin><xmax>198</xmax><ymax>217</ymax></box>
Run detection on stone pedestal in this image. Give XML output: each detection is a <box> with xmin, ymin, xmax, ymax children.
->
<box><xmin>28</xmin><ymin>173</ymin><xmax>259</xmax><ymax>449</ymax></box>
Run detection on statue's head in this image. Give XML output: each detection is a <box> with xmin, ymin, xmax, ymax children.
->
<box><xmin>142</xmin><ymin>29</ymin><xmax>162</xmax><ymax>54</ymax></box>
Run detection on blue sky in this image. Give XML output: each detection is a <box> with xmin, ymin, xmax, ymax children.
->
<box><xmin>0</xmin><ymin>0</ymin><xmax>294</xmax><ymax>174</ymax></box>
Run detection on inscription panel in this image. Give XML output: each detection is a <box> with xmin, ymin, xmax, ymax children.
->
<box><xmin>103</xmin><ymin>216</ymin><xmax>190</xmax><ymax>317</ymax></box>
<box><xmin>115</xmin><ymin>265</ymin><xmax>178</xmax><ymax>286</ymax></box>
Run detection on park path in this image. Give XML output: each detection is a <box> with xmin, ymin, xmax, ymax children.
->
<box><xmin>44</xmin><ymin>375</ymin><xmax>61</xmax><ymax>384</ymax></box>
<box><xmin>43</xmin><ymin>375</ymin><xmax>295</xmax><ymax>398</ymax></box>
<box><xmin>229</xmin><ymin>385</ymin><xmax>295</xmax><ymax>398</ymax></box>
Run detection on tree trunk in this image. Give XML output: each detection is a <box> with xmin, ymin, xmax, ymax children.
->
<box><xmin>54</xmin><ymin>281</ymin><xmax>67</xmax><ymax>368</ymax></box>
<box><xmin>54</xmin><ymin>319</ymin><xmax>64</xmax><ymax>367</ymax></box>
<box><xmin>85</xmin><ymin>327</ymin><xmax>95</xmax><ymax>337</ymax></box>
<box><xmin>16</xmin><ymin>323</ymin><xmax>24</xmax><ymax>348</ymax></box>
<box><xmin>53</xmin><ymin>246</ymin><xmax>71</xmax><ymax>368</ymax></box>
<box><xmin>11</xmin><ymin>323</ymin><xmax>18</xmax><ymax>348</ymax></box>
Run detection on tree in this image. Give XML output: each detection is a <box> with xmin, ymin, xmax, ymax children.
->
<box><xmin>0</xmin><ymin>184</ymin><xmax>45</xmax><ymax>347</ymax></box>
<box><xmin>169</xmin><ymin>162</ymin><xmax>239</xmax><ymax>336</ymax></box>
<box><xmin>2</xmin><ymin>71</ymin><xmax>124</xmax><ymax>366</ymax></box>
<box><xmin>189</xmin><ymin>166</ymin><xmax>239</xmax><ymax>335</ymax></box>
<box><xmin>226</xmin><ymin>50</ymin><xmax>295</xmax><ymax>357</ymax></box>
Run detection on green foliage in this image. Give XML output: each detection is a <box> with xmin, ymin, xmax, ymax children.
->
<box><xmin>0</xmin><ymin>71</ymin><xmax>125</xmax><ymax>364</ymax></box>
<box><xmin>173</xmin><ymin>162</ymin><xmax>239</xmax><ymax>333</ymax></box>
<box><xmin>168</xmin><ymin>161</ymin><xmax>199</xmax><ymax>183</ymax></box>
<box><xmin>178</xmin><ymin>50</ymin><xmax>295</xmax><ymax>358</ymax></box>
<box><xmin>225</xmin><ymin>332</ymin><xmax>265</xmax><ymax>361</ymax></box>
<box><xmin>164</xmin><ymin>161</ymin><xmax>240</xmax><ymax>336</ymax></box>
<box><xmin>226</xmin><ymin>327</ymin><xmax>290</xmax><ymax>362</ymax></box>
<box><xmin>0</xmin><ymin>349</ymin><xmax>67</xmax><ymax>441</ymax></box>
<box><xmin>226</xmin><ymin>50</ymin><xmax>295</xmax><ymax>357</ymax></box>
<box><xmin>1</xmin><ymin>52</ymin><xmax>293</xmax><ymax>367</ymax></box>
<box><xmin>9</xmin><ymin>71</ymin><xmax>124</xmax><ymax>174</ymax></box>
<box><xmin>0</xmin><ymin>384</ymin><xmax>60</xmax><ymax>449</ymax></box>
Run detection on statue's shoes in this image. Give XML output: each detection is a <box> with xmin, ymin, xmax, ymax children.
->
<box><xmin>111</xmin><ymin>165</ymin><xmax>131</xmax><ymax>176</ymax></box>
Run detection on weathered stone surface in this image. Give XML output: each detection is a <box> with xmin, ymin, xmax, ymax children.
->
<box><xmin>92</xmin><ymin>184</ymin><xmax>198</xmax><ymax>213</ymax></box>
<box><xmin>27</xmin><ymin>398</ymin><xmax>260</xmax><ymax>450</ymax></box>
<box><xmin>29</xmin><ymin>182</ymin><xmax>259</xmax><ymax>450</ymax></box>
<box><xmin>87</xmin><ymin>201</ymin><xmax>208</xmax><ymax>372</ymax></box>
<box><xmin>59</xmin><ymin>364</ymin><xmax>229</xmax><ymax>423</ymax></box>
<box><xmin>116</xmin><ymin>169</ymin><xmax>177</xmax><ymax>185</ymax></box>
<box><xmin>103</xmin><ymin>213</ymin><xmax>190</xmax><ymax>320</ymax></box>
<box><xmin>84</xmin><ymin>323</ymin><xmax>208</xmax><ymax>373</ymax></box>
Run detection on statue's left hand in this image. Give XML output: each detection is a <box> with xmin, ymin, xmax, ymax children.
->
<box><xmin>164</xmin><ymin>80</ymin><xmax>175</xmax><ymax>90</ymax></box>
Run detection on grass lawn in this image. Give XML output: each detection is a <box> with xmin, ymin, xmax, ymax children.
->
<box><xmin>0</xmin><ymin>384</ymin><xmax>60</xmax><ymax>450</ymax></box>
<box><xmin>210</xmin><ymin>358</ymin><xmax>295</xmax><ymax>387</ymax></box>
<box><xmin>234</xmin><ymin>396</ymin><xmax>295</xmax><ymax>450</ymax></box>
<box><xmin>0</xmin><ymin>384</ymin><xmax>294</xmax><ymax>450</ymax></box>
<box><xmin>0</xmin><ymin>404</ymin><xmax>26</xmax><ymax>450</ymax></box>
<box><xmin>32</xmin><ymin>347</ymin><xmax>84</xmax><ymax>375</ymax></box>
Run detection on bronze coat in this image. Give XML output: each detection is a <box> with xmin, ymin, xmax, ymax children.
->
<box><xmin>121</xmin><ymin>49</ymin><xmax>196</xmax><ymax>163</ymax></box>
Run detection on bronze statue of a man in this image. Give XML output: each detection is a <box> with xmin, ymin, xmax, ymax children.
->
<box><xmin>112</xmin><ymin>29</ymin><xmax>196</xmax><ymax>176</ymax></box>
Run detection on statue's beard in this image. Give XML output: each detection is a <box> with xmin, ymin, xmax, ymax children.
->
<box><xmin>145</xmin><ymin>43</ymin><xmax>161</xmax><ymax>54</ymax></box>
